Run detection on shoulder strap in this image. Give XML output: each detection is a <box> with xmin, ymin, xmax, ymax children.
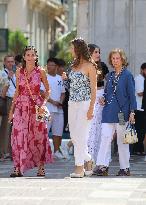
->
<box><xmin>24</xmin><ymin>70</ymin><xmax>36</xmax><ymax>105</ymax></box>
<box><xmin>4</xmin><ymin>69</ymin><xmax>16</xmax><ymax>88</ymax></box>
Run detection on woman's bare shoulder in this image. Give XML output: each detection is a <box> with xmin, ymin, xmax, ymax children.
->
<box><xmin>39</xmin><ymin>67</ymin><xmax>47</xmax><ymax>75</ymax></box>
<box><xmin>86</xmin><ymin>62</ymin><xmax>96</xmax><ymax>71</ymax></box>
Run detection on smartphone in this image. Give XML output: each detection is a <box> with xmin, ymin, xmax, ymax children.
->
<box><xmin>12</xmin><ymin>65</ymin><xmax>17</xmax><ymax>73</ymax></box>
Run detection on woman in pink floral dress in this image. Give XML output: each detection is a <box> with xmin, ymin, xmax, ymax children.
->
<box><xmin>9</xmin><ymin>46</ymin><xmax>53</xmax><ymax>177</ymax></box>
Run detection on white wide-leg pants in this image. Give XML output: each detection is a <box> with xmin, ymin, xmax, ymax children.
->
<box><xmin>88</xmin><ymin>89</ymin><xmax>104</xmax><ymax>162</ymax></box>
<box><xmin>96</xmin><ymin>123</ymin><xmax>130</xmax><ymax>169</ymax></box>
<box><xmin>68</xmin><ymin>101</ymin><xmax>91</xmax><ymax>166</ymax></box>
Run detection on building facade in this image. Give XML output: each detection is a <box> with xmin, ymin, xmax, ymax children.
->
<box><xmin>77</xmin><ymin>0</ymin><xmax>146</xmax><ymax>75</ymax></box>
<box><xmin>0</xmin><ymin>0</ymin><xmax>66</xmax><ymax>65</ymax></box>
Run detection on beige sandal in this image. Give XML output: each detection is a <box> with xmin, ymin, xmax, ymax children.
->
<box><xmin>70</xmin><ymin>171</ymin><xmax>84</xmax><ymax>178</ymax></box>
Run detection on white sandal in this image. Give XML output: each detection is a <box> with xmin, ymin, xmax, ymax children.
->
<box><xmin>70</xmin><ymin>172</ymin><xmax>84</xmax><ymax>178</ymax></box>
<box><xmin>84</xmin><ymin>170</ymin><xmax>93</xmax><ymax>177</ymax></box>
<box><xmin>84</xmin><ymin>160</ymin><xmax>93</xmax><ymax>177</ymax></box>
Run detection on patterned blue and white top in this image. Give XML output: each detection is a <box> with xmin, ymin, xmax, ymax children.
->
<box><xmin>69</xmin><ymin>70</ymin><xmax>91</xmax><ymax>102</ymax></box>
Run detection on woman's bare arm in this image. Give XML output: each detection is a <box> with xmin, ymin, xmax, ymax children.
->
<box><xmin>88</xmin><ymin>64</ymin><xmax>97</xmax><ymax>110</ymax></box>
<box><xmin>87</xmin><ymin>64</ymin><xmax>97</xmax><ymax>120</ymax></box>
<box><xmin>40</xmin><ymin>68</ymin><xmax>50</xmax><ymax>104</ymax></box>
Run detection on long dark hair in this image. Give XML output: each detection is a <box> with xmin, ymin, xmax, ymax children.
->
<box><xmin>88</xmin><ymin>44</ymin><xmax>102</xmax><ymax>69</ymax></box>
<box><xmin>71</xmin><ymin>38</ymin><xmax>97</xmax><ymax>69</ymax></box>
<box><xmin>88</xmin><ymin>44</ymin><xmax>103</xmax><ymax>81</ymax></box>
<box><xmin>22</xmin><ymin>46</ymin><xmax>39</xmax><ymax>68</ymax></box>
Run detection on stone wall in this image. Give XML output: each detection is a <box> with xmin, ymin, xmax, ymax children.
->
<box><xmin>77</xmin><ymin>0</ymin><xmax>146</xmax><ymax>75</ymax></box>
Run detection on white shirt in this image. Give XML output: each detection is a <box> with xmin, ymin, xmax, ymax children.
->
<box><xmin>41</xmin><ymin>74</ymin><xmax>65</xmax><ymax>113</ymax></box>
<box><xmin>0</xmin><ymin>69</ymin><xmax>16</xmax><ymax>98</ymax></box>
<box><xmin>135</xmin><ymin>74</ymin><xmax>144</xmax><ymax>111</ymax></box>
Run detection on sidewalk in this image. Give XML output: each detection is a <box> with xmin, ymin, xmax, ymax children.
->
<box><xmin>0</xmin><ymin>142</ymin><xmax>146</xmax><ymax>205</ymax></box>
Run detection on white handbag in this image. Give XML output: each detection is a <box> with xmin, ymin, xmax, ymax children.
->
<box><xmin>123</xmin><ymin>123</ymin><xmax>138</xmax><ymax>144</ymax></box>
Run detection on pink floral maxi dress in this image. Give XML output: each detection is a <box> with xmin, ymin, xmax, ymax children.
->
<box><xmin>11</xmin><ymin>67</ymin><xmax>52</xmax><ymax>173</ymax></box>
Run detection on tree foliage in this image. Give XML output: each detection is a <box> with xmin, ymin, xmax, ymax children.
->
<box><xmin>9</xmin><ymin>30</ymin><xmax>28</xmax><ymax>55</ymax></box>
<box><xmin>50</xmin><ymin>29</ymin><xmax>77</xmax><ymax>65</ymax></box>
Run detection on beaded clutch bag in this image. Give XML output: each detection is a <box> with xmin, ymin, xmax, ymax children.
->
<box><xmin>123</xmin><ymin>123</ymin><xmax>138</xmax><ymax>144</ymax></box>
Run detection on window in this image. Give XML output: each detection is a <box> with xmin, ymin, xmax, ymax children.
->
<box><xmin>0</xmin><ymin>28</ymin><xmax>8</xmax><ymax>52</ymax></box>
<box><xmin>0</xmin><ymin>4</ymin><xmax>7</xmax><ymax>28</ymax></box>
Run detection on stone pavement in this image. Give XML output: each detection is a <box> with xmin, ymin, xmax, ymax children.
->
<box><xmin>0</xmin><ymin>144</ymin><xmax>146</xmax><ymax>205</ymax></box>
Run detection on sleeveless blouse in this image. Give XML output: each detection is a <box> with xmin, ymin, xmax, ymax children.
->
<box><xmin>69</xmin><ymin>70</ymin><xmax>91</xmax><ymax>102</ymax></box>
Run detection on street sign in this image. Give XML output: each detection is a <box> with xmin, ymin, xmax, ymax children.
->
<box><xmin>0</xmin><ymin>28</ymin><xmax>8</xmax><ymax>52</ymax></box>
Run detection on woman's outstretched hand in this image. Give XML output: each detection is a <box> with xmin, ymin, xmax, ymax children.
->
<box><xmin>129</xmin><ymin>112</ymin><xmax>135</xmax><ymax>124</ymax></box>
<box><xmin>61</xmin><ymin>72</ymin><xmax>68</xmax><ymax>80</ymax></box>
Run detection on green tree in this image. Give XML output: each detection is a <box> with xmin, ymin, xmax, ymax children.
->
<box><xmin>9</xmin><ymin>30</ymin><xmax>28</xmax><ymax>55</ymax></box>
<box><xmin>50</xmin><ymin>29</ymin><xmax>77</xmax><ymax>65</ymax></box>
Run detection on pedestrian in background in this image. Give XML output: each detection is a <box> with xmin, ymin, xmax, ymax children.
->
<box><xmin>0</xmin><ymin>55</ymin><xmax>16</xmax><ymax>160</ymax></box>
<box><xmin>142</xmin><ymin>72</ymin><xmax>146</xmax><ymax>161</ymax></box>
<box><xmin>68</xmin><ymin>38</ymin><xmax>97</xmax><ymax>178</ymax></box>
<box><xmin>14</xmin><ymin>54</ymin><xmax>23</xmax><ymax>69</ymax></box>
<box><xmin>133</xmin><ymin>63</ymin><xmax>146</xmax><ymax>156</ymax></box>
<box><xmin>9</xmin><ymin>46</ymin><xmax>52</xmax><ymax>177</ymax></box>
<box><xmin>87</xmin><ymin>44</ymin><xmax>109</xmax><ymax>165</ymax></box>
<box><xmin>96</xmin><ymin>48</ymin><xmax>136</xmax><ymax>176</ymax></box>
<box><xmin>41</xmin><ymin>57</ymin><xmax>65</xmax><ymax>159</ymax></box>
<box><xmin>56</xmin><ymin>58</ymin><xmax>66</xmax><ymax>76</ymax></box>
<box><xmin>55</xmin><ymin>59</ymin><xmax>69</xmax><ymax>133</ymax></box>
<box><xmin>0</xmin><ymin>70</ymin><xmax>10</xmax><ymax>158</ymax></box>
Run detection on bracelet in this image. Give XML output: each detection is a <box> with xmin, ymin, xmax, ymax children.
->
<box><xmin>42</xmin><ymin>99</ymin><xmax>47</xmax><ymax>106</ymax></box>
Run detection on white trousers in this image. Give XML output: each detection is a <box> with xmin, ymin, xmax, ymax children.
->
<box><xmin>88</xmin><ymin>89</ymin><xmax>106</xmax><ymax>162</ymax></box>
<box><xmin>96</xmin><ymin>123</ymin><xmax>130</xmax><ymax>169</ymax></box>
<box><xmin>68</xmin><ymin>101</ymin><xmax>91</xmax><ymax>166</ymax></box>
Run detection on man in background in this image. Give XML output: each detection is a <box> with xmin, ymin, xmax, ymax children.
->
<box><xmin>41</xmin><ymin>58</ymin><xmax>65</xmax><ymax>159</ymax></box>
<box><xmin>0</xmin><ymin>55</ymin><xmax>16</xmax><ymax>160</ymax></box>
<box><xmin>134</xmin><ymin>63</ymin><xmax>146</xmax><ymax>156</ymax></box>
<box><xmin>55</xmin><ymin>59</ymin><xmax>69</xmax><ymax>132</ymax></box>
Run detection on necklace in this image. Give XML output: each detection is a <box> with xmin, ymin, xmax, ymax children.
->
<box><xmin>104</xmin><ymin>67</ymin><xmax>125</xmax><ymax>105</ymax></box>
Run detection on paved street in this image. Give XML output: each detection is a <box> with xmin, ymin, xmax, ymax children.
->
<box><xmin>0</xmin><ymin>143</ymin><xmax>146</xmax><ymax>205</ymax></box>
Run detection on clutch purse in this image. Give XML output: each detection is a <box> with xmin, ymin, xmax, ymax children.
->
<box><xmin>123</xmin><ymin>123</ymin><xmax>138</xmax><ymax>144</ymax></box>
<box><xmin>35</xmin><ymin>105</ymin><xmax>51</xmax><ymax>122</ymax></box>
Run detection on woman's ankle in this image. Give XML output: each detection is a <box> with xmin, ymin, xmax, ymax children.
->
<box><xmin>85</xmin><ymin>160</ymin><xmax>93</xmax><ymax>171</ymax></box>
<box><xmin>74</xmin><ymin>165</ymin><xmax>84</xmax><ymax>173</ymax></box>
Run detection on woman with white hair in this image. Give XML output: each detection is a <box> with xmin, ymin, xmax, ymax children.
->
<box><xmin>95</xmin><ymin>48</ymin><xmax>136</xmax><ymax>176</ymax></box>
